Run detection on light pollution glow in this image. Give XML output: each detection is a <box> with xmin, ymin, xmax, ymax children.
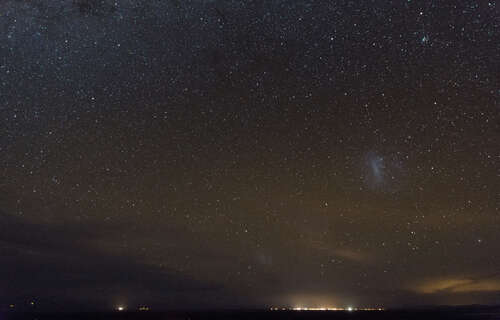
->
<box><xmin>270</xmin><ymin>307</ymin><xmax>384</xmax><ymax>311</ymax></box>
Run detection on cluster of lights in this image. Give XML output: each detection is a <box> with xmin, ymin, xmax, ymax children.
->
<box><xmin>293</xmin><ymin>307</ymin><xmax>346</xmax><ymax>311</ymax></box>
<box><xmin>115</xmin><ymin>305</ymin><xmax>151</xmax><ymax>312</ymax></box>
<box><xmin>270</xmin><ymin>306</ymin><xmax>384</xmax><ymax>311</ymax></box>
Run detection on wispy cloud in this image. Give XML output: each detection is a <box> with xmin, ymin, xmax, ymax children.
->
<box><xmin>332</xmin><ymin>248</ymin><xmax>369</xmax><ymax>263</ymax></box>
<box><xmin>304</xmin><ymin>237</ymin><xmax>372</xmax><ymax>264</ymax></box>
<box><xmin>414</xmin><ymin>275</ymin><xmax>500</xmax><ymax>294</ymax></box>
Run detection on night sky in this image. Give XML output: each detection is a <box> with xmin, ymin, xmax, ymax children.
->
<box><xmin>1</xmin><ymin>0</ymin><xmax>499</xmax><ymax>311</ymax></box>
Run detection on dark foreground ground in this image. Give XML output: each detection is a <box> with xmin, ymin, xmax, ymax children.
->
<box><xmin>4</xmin><ymin>307</ymin><xmax>500</xmax><ymax>320</ymax></box>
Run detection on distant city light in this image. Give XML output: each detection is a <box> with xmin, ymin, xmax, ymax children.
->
<box><xmin>138</xmin><ymin>305</ymin><xmax>150</xmax><ymax>311</ymax></box>
<box><xmin>116</xmin><ymin>306</ymin><xmax>125</xmax><ymax>311</ymax></box>
<box><xmin>270</xmin><ymin>306</ymin><xmax>384</xmax><ymax>312</ymax></box>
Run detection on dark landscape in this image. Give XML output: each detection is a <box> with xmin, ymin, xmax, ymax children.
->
<box><xmin>4</xmin><ymin>306</ymin><xmax>500</xmax><ymax>320</ymax></box>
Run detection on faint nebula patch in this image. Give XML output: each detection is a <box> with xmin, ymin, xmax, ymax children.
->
<box><xmin>369</xmin><ymin>155</ymin><xmax>385</xmax><ymax>184</ymax></box>
<box><xmin>363</xmin><ymin>152</ymin><xmax>405</xmax><ymax>192</ymax></box>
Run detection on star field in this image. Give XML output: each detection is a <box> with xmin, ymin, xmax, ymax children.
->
<box><xmin>0</xmin><ymin>0</ymin><xmax>499</xmax><ymax>311</ymax></box>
